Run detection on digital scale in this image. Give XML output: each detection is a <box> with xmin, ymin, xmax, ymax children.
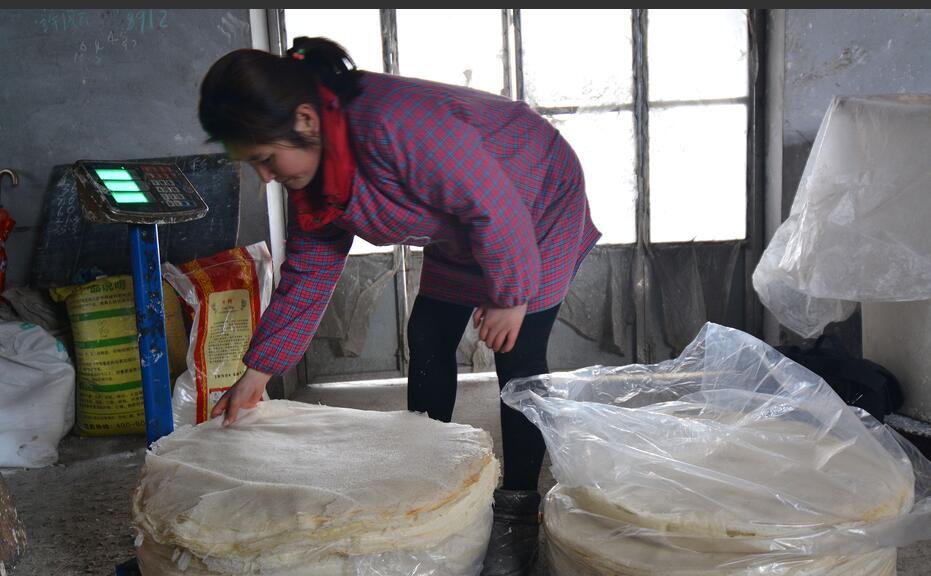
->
<box><xmin>73</xmin><ymin>160</ymin><xmax>208</xmax><ymax>225</ymax></box>
<box><xmin>73</xmin><ymin>160</ymin><xmax>209</xmax><ymax>576</ymax></box>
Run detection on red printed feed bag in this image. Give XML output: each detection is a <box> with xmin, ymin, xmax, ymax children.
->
<box><xmin>163</xmin><ymin>242</ymin><xmax>272</xmax><ymax>427</ymax></box>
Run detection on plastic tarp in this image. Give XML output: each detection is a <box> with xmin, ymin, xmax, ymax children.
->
<box><xmin>502</xmin><ymin>322</ymin><xmax>931</xmax><ymax>575</ymax></box>
<box><xmin>753</xmin><ymin>94</ymin><xmax>931</xmax><ymax>337</ymax></box>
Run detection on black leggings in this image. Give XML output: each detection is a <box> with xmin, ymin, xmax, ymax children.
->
<box><xmin>407</xmin><ymin>295</ymin><xmax>560</xmax><ymax>491</ymax></box>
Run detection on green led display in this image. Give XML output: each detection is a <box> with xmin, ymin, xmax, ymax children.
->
<box><xmin>95</xmin><ymin>168</ymin><xmax>133</xmax><ymax>180</ymax></box>
<box><xmin>104</xmin><ymin>180</ymin><xmax>141</xmax><ymax>193</ymax></box>
<box><xmin>110</xmin><ymin>192</ymin><xmax>149</xmax><ymax>204</ymax></box>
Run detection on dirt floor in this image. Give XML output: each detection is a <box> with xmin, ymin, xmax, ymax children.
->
<box><xmin>3</xmin><ymin>377</ymin><xmax>931</xmax><ymax>575</ymax></box>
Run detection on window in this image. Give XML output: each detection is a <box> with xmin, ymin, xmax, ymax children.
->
<box><xmin>521</xmin><ymin>9</ymin><xmax>637</xmax><ymax>244</ymax></box>
<box><xmin>646</xmin><ymin>9</ymin><xmax>748</xmax><ymax>242</ymax></box>
<box><xmin>282</xmin><ymin>9</ymin><xmax>750</xmax><ymax>251</ymax></box>
<box><xmin>284</xmin><ymin>9</ymin><xmax>383</xmax><ymax>73</ymax></box>
<box><xmin>396</xmin><ymin>9</ymin><xmax>505</xmax><ymax>95</ymax></box>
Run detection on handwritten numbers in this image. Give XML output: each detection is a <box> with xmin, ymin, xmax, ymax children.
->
<box><xmin>38</xmin><ymin>10</ymin><xmax>165</xmax><ymax>37</ymax></box>
<box><xmin>125</xmin><ymin>10</ymin><xmax>169</xmax><ymax>34</ymax></box>
<box><xmin>37</xmin><ymin>10</ymin><xmax>89</xmax><ymax>34</ymax></box>
<box><xmin>74</xmin><ymin>40</ymin><xmax>87</xmax><ymax>64</ymax></box>
<box><xmin>124</xmin><ymin>10</ymin><xmax>142</xmax><ymax>33</ymax></box>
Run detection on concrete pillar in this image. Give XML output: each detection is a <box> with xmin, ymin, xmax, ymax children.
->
<box><xmin>862</xmin><ymin>300</ymin><xmax>931</xmax><ymax>422</ymax></box>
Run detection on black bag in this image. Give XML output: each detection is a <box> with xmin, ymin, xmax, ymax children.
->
<box><xmin>777</xmin><ymin>334</ymin><xmax>904</xmax><ymax>422</ymax></box>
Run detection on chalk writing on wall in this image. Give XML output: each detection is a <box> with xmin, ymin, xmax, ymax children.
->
<box><xmin>74</xmin><ymin>31</ymin><xmax>138</xmax><ymax>66</ymax></box>
<box><xmin>35</xmin><ymin>10</ymin><xmax>91</xmax><ymax>34</ymax></box>
<box><xmin>51</xmin><ymin>10</ymin><xmax>173</xmax><ymax>66</ymax></box>
<box><xmin>35</xmin><ymin>9</ymin><xmax>169</xmax><ymax>36</ymax></box>
<box><xmin>124</xmin><ymin>9</ymin><xmax>169</xmax><ymax>34</ymax></box>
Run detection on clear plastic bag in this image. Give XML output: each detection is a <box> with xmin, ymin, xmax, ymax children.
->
<box><xmin>752</xmin><ymin>94</ymin><xmax>931</xmax><ymax>337</ymax></box>
<box><xmin>501</xmin><ymin>322</ymin><xmax>931</xmax><ymax>574</ymax></box>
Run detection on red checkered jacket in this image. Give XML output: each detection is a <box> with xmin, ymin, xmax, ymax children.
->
<box><xmin>244</xmin><ymin>72</ymin><xmax>600</xmax><ymax>374</ymax></box>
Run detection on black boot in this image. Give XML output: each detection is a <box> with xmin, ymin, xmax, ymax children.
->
<box><xmin>481</xmin><ymin>488</ymin><xmax>542</xmax><ymax>576</ymax></box>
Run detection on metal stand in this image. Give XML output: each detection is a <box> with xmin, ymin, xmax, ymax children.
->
<box><xmin>128</xmin><ymin>224</ymin><xmax>173</xmax><ymax>445</ymax></box>
<box><xmin>116</xmin><ymin>226</ymin><xmax>172</xmax><ymax>574</ymax></box>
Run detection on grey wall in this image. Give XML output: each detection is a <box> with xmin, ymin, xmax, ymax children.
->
<box><xmin>781</xmin><ymin>9</ymin><xmax>931</xmax><ymax>215</ymax></box>
<box><xmin>0</xmin><ymin>9</ymin><xmax>260</xmax><ymax>287</ymax></box>
<box><xmin>765</xmin><ymin>9</ymin><xmax>931</xmax><ymax>347</ymax></box>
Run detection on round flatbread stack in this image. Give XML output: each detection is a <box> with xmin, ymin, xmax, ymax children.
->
<box><xmin>542</xmin><ymin>413</ymin><xmax>912</xmax><ymax>576</ymax></box>
<box><xmin>543</xmin><ymin>485</ymin><xmax>898</xmax><ymax>576</ymax></box>
<box><xmin>132</xmin><ymin>400</ymin><xmax>498</xmax><ymax>575</ymax></box>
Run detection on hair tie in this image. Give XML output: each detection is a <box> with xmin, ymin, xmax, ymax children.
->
<box><xmin>291</xmin><ymin>48</ymin><xmax>305</xmax><ymax>61</ymax></box>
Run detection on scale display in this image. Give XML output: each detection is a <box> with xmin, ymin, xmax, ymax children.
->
<box><xmin>73</xmin><ymin>160</ymin><xmax>208</xmax><ymax>224</ymax></box>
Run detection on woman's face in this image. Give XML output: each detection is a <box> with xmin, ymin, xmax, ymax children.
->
<box><xmin>228</xmin><ymin>139</ymin><xmax>321</xmax><ymax>190</ymax></box>
<box><xmin>226</xmin><ymin>103</ymin><xmax>321</xmax><ymax>191</ymax></box>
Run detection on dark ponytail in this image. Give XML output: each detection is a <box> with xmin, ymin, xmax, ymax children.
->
<box><xmin>286</xmin><ymin>36</ymin><xmax>362</xmax><ymax>100</ymax></box>
<box><xmin>198</xmin><ymin>36</ymin><xmax>363</xmax><ymax>147</ymax></box>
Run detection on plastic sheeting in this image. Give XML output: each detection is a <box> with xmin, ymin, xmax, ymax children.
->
<box><xmin>501</xmin><ymin>322</ymin><xmax>931</xmax><ymax>574</ymax></box>
<box><xmin>317</xmin><ymin>253</ymin><xmax>399</xmax><ymax>358</ymax></box>
<box><xmin>753</xmin><ymin>94</ymin><xmax>931</xmax><ymax>337</ymax></box>
<box><xmin>133</xmin><ymin>401</ymin><xmax>497</xmax><ymax>575</ymax></box>
<box><xmin>0</xmin><ymin>286</ymin><xmax>70</xmax><ymax>342</ymax></box>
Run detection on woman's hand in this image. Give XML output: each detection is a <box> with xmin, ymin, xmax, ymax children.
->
<box><xmin>472</xmin><ymin>303</ymin><xmax>528</xmax><ymax>354</ymax></box>
<box><xmin>211</xmin><ymin>368</ymin><xmax>272</xmax><ymax>427</ymax></box>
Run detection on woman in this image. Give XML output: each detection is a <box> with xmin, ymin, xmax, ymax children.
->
<box><xmin>201</xmin><ymin>37</ymin><xmax>600</xmax><ymax>576</ymax></box>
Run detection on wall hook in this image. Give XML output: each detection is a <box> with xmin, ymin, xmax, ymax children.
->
<box><xmin>0</xmin><ymin>169</ymin><xmax>19</xmax><ymax>207</ymax></box>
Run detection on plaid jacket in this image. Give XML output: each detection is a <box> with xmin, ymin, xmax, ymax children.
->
<box><xmin>244</xmin><ymin>72</ymin><xmax>600</xmax><ymax>374</ymax></box>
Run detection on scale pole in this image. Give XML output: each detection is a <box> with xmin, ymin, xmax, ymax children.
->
<box><xmin>128</xmin><ymin>224</ymin><xmax>173</xmax><ymax>445</ymax></box>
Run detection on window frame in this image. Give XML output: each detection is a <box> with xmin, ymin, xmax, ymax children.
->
<box><xmin>274</xmin><ymin>8</ymin><xmax>766</xmax><ymax>369</ymax></box>
<box><xmin>279</xmin><ymin>8</ymin><xmax>760</xmax><ymax>249</ymax></box>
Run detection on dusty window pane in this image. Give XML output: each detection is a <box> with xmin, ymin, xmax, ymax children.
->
<box><xmin>285</xmin><ymin>9</ymin><xmax>390</xmax><ymax>255</ymax></box>
<box><xmin>649</xmin><ymin>104</ymin><xmax>747</xmax><ymax>242</ymax></box>
<box><xmin>521</xmin><ymin>9</ymin><xmax>633</xmax><ymax>108</ymax></box>
<box><xmin>396</xmin><ymin>9</ymin><xmax>505</xmax><ymax>96</ymax></box>
<box><xmin>284</xmin><ymin>9</ymin><xmax>384</xmax><ymax>74</ymax></box>
<box><xmin>648</xmin><ymin>9</ymin><xmax>748</xmax><ymax>102</ymax></box>
<box><xmin>550</xmin><ymin>112</ymin><xmax>637</xmax><ymax>245</ymax></box>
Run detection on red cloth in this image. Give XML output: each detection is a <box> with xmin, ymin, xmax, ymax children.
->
<box><xmin>289</xmin><ymin>86</ymin><xmax>356</xmax><ymax>231</ymax></box>
<box><xmin>0</xmin><ymin>208</ymin><xmax>15</xmax><ymax>292</ymax></box>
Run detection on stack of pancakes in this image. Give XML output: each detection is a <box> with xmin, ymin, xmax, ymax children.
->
<box><xmin>542</xmin><ymin>408</ymin><xmax>913</xmax><ymax>575</ymax></box>
<box><xmin>132</xmin><ymin>400</ymin><xmax>498</xmax><ymax>575</ymax></box>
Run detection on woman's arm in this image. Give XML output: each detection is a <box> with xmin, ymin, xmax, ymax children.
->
<box><xmin>212</xmin><ymin>223</ymin><xmax>353</xmax><ymax>425</ymax></box>
<box><xmin>243</xmin><ymin>223</ymin><xmax>353</xmax><ymax>374</ymax></box>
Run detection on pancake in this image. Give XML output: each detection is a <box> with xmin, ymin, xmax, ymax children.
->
<box><xmin>543</xmin><ymin>485</ymin><xmax>897</xmax><ymax>576</ymax></box>
<box><xmin>133</xmin><ymin>400</ymin><xmax>498</xmax><ymax>574</ymax></box>
<box><xmin>546</xmin><ymin>394</ymin><xmax>913</xmax><ymax>538</ymax></box>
